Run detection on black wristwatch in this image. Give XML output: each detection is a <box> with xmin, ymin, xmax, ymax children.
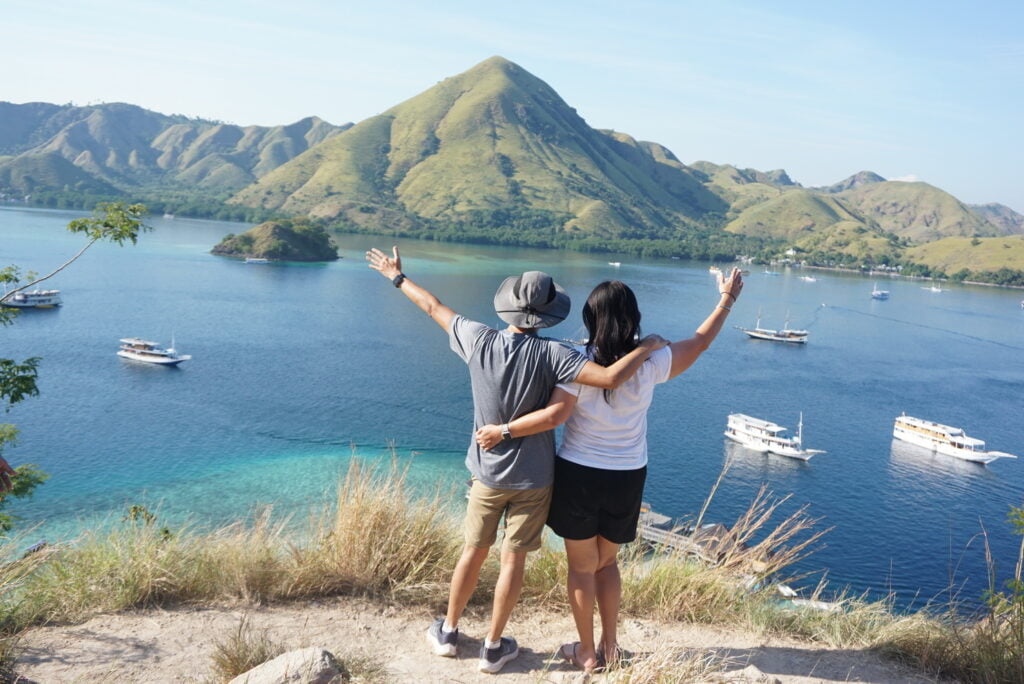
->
<box><xmin>501</xmin><ymin>423</ymin><xmax>512</xmax><ymax>440</ymax></box>
<box><xmin>392</xmin><ymin>273</ymin><xmax>406</xmax><ymax>288</ymax></box>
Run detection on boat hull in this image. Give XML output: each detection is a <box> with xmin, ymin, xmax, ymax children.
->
<box><xmin>724</xmin><ymin>430</ymin><xmax>821</xmax><ymax>461</ymax></box>
<box><xmin>892</xmin><ymin>424</ymin><xmax>1005</xmax><ymax>464</ymax></box>
<box><xmin>742</xmin><ymin>330</ymin><xmax>807</xmax><ymax>344</ymax></box>
<box><xmin>117</xmin><ymin>350</ymin><xmax>190</xmax><ymax>366</ymax></box>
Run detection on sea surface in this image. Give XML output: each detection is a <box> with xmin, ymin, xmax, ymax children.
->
<box><xmin>2</xmin><ymin>206</ymin><xmax>1023</xmax><ymax>611</ymax></box>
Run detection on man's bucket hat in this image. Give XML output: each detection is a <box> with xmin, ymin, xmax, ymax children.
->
<box><xmin>493</xmin><ymin>271</ymin><xmax>571</xmax><ymax>329</ymax></box>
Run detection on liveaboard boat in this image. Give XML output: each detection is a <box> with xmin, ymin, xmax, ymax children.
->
<box><xmin>799</xmin><ymin>275</ymin><xmax>817</xmax><ymax>282</ymax></box>
<box><xmin>244</xmin><ymin>257</ymin><xmax>270</xmax><ymax>264</ymax></box>
<box><xmin>724</xmin><ymin>413</ymin><xmax>825</xmax><ymax>461</ymax></box>
<box><xmin>736</xmin><ymin>311</ymin><xmax>808</xmax><ymax>344</ymax></box>
<box><xmin>117</xmin><ymin>338</ymin><xmax>191</xmax><ymax>366</ymax></box>
<box><xmin>608</xmin><ymin>261</ymin><xmax>622</xmax><ymax>267</ymax></box>
<box><xmin>871</xmin><ymin>283</ymin><xmax>890</xmax><ymax>300</ymax></box>
<box><xmin>892</xmin><ymin>414</ymin><xmax>1017</xmax><ymax>464</ymax></box>
<box><xmin>1</xmin><ymin>289</ymin><xmax>63</xmax><ymax>308</ymax></box>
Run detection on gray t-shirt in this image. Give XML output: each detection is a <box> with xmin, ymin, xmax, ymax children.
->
<box><xmin>449</xmin><ymin>315</ymin><xmax>588</xmax><ymax>489</ymax></box>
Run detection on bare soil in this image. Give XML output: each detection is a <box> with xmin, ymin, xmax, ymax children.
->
<box><xmin>14</xmin><ymin>597</ymin><xmax>942</xmax><ymax>683</ymax></box>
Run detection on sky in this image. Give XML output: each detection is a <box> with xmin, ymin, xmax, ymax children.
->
<box><xmin>5</xmin><ymin>0</ymin><xmax>1022</xmax><ymax>210</ymax></box>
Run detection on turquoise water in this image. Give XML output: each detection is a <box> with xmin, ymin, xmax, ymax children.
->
<box><xmin>2</xmin><ymin>205</ymin><xmax>1023</xmax><ymax>610</ymax></box>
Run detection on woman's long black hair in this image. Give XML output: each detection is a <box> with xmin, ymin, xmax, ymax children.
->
<box><xmin>583</xmin><ymin>281</ymin><xmax>642</xmax><ymax>399</ymax></box>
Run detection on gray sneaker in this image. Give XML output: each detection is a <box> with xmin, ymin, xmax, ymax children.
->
<box><xmin>479</xmin><ymin>636</ymin><xmax>518</xmax><ymax>674</ymax></box>
<box><xmin>426</xmin><ymin>617</ymin><xmax>458</xmax><ymax>657</ymax></box>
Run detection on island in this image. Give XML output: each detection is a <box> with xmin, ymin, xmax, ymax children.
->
<box><xmin>211</xmin><ymin>219</ymin><xmax>339</xmax><ymax>262</ymax></box>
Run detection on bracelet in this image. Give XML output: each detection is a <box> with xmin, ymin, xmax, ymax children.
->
<box><xmin>719</xmin><ymin>291</ymin><xmax>736</xmax><ymax>302</ymax></box>
<box><xmin>392</xmin><ymin>273</ymin><xmax>406</xmax><ymax>288</ymax></box>
<box><xmin>718</xmin><ymin>305</ymin><xmax>731</xmax><ymax>312</ymax></box>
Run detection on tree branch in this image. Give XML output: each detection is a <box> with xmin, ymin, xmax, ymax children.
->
<box><xmin>0</xmin><ymin>238</ymin><xmax>99</xmax><ymax>304</ymax></box>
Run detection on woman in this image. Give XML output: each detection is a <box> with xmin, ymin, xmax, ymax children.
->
<box><xmin>475</xmin><ymin>268</ymin><xmax>743</xmax><ymax>672</ymax></box>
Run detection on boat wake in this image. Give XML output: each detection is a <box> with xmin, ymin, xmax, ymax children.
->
<box><xmin>822</xmin><ymin>305</ymin><xmax>1024</xmax><ymax>351</ymax></box>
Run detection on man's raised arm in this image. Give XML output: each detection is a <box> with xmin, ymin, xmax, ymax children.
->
<box><xmin>366</xmin><ymin>246</ymin><xmax>456</xmax><ymax>331</ymax></box>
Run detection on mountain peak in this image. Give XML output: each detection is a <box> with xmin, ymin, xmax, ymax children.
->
<box><xmin>823</xmin><ymin>170</ymin><xmax>886</xmax><ymax>193</ymax></box>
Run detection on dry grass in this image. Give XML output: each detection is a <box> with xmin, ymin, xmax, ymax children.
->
<box><xmin>604</xmin><ymin>644</ymin><xmax>729</xmax><ymax>683</ymax></box>
<box><xmin>1</xmin><ymin>459</ymin><xmax>1022</xmax><ymax>682</ymax></box>
<box><xmin>208</xmin><ymin>615</ymin><xmax>285</xmax><ymax>682</ymax></box>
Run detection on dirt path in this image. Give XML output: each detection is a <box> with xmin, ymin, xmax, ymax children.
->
<box><xmin>14</xmin><ymin>597</ymin><xmax>941</xmax><ymax>683</ymax></box>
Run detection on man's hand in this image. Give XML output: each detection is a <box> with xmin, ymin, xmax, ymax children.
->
<box><xmin>0</xmin><ymin>456</ymin><xmax>15</xmax><ymax>493</ymax></box>
<box><xmin>475</xmin><ymin>425</ymin><xmax>504</xmax><ymax>451</ymax></box>
<box><xmin>717</xmin><ymin>267</ymin><xmax>744</xmax><ymax>301</ymax></box>
<box><xmin>366</xmin><ymin>246</ymin><xmax>403</xmax><ymax>280</ymax></box>
<box><xmin>638</xmin><ymin>334</ymin><xmax>669</xmax><ymax>350</ymax></box>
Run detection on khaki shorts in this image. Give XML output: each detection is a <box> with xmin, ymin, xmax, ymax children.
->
<box><xmin>464</xmin><ymin>480</ymin><xmax>552</xmax><ymax>553</ymax></box>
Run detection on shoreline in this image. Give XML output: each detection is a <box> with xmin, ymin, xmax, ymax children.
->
<box><xmin>795</xmin><ymin>262</ymin><xmax>1024</xmax><ymax>290</ymax></box>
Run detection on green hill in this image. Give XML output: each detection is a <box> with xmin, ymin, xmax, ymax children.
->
<box><xmin>0</xmin><ymin>102</ymin><xmax>350</xmax><ymax>193</ymax></box>
<box><xmin>210</xmin><ymin>219</ymin><xmax>339</xmax><ymax>261</ymax></box>
<box><xmin>968</xmin><ymin>203</ymin><xmax>1024</xmax><ymax>236</ymax></box>
<box><xmin>0</xmin><ymin>152</ymin><xmax>118</xmax><ymax>195</ymax></box>
<box><xmin>793</xmin><ymin>221</ymin><xmax>901</xmax><ymax>265</ymax></box>
<box><xmin>906</xmin><ymin>235</ymin><xmax>1024</xmax><ymax>274</ymax></box>
<box><xmin>835</xmin><ymin>181</ymin><xmax>998</xmax><ymax>242</ymax></box>
<box><xmin>231</xmin><ymin>56</ymin><xmax>727</xmax><ymax>239</ymax></box>
<box><xmin>723</xmin><ymin>189</ymin><xmax>866</xmax><ymax>240</ymax></box>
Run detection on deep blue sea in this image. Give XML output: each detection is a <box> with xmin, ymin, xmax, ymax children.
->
<box><xmin>2</xmin><ymin>206</ymin><xmax>1023</xmax><ymax>611</ymax></box>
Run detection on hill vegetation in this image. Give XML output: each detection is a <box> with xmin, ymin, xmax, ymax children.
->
<box><xmin>211</xmin><ymin>219</ymin><xmax>338</xmax><ymax>261</ymax></box>
<box><xmin>231</xmin><ymin>56</ymin><xmax>728</xmax><ymax>243</ymax></box>
<box><xmin>3</xmin><ymin>58</ymin><xmax>1023</xmax><ymax>284</ymax></box>
<box><xmin>0</xmin><ymin>102</ymin><xmax>349</xmax><ymax>195</ymax></box>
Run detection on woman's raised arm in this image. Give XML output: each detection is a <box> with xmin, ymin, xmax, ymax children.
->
<box><xmin>668</xmin><ymin>267</ymin><xmax>744</xmax><ymax>379</ymax></box>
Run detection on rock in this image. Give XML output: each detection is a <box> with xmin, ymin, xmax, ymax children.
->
<box><xmin>717</xmin><ymin>664</ymin><xmax>781</xmax><ymax>683</ymax></box>
<box><xmin>228</xmin><ymin>647</ymin><xmax>343</xmax><ymax>684</ymax></box>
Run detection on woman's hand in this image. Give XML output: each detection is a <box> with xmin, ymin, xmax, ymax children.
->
<box><xmin>475</xmin><ymin>424</ymin><xmax>504</xmax><ymax>450</ymax></box>
<box><xmin>717</xmin><ymin>267</ymin><xmax>744</xmax><ymax>302</ymax></box>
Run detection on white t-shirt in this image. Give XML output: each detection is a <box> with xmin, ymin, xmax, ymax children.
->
<box><xmin>556</xmin><ymin>345</ymin><xmax>673</xmax><ymax>470</ymax></box>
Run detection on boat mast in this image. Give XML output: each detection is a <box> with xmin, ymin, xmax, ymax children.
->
<box><xmin>796</xmin><ymin>412</ymin><xmax>804</xmax><ymax>446</ymax></box>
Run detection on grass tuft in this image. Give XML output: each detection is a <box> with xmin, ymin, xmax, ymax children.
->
<box><xmin>208</xmin><ymin>615</ymin><xmax>285</xmax><ymax>682</ymax></box>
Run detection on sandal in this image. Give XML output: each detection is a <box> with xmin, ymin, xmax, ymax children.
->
<box><xmin>559</xmin><ymin>642</ymin><xmax>603</xmax><ymax>673</ymax></box>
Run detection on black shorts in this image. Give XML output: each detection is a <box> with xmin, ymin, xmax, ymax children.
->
<box><xmin>547</xmin><ymin>456</ymin><xmax>647</xmax><ymax>544</ymax></box>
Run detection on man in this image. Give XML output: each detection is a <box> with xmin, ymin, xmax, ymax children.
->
<box><xmin>366</xmin><ymin>246</ymin><xmax>664</xmax><ymax>674</ymax></box>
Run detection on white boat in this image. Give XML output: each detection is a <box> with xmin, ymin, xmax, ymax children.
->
<box><xmin>737</xmin><ymin>311</ymin><xmax>808</xmax><ymax>344</ymax></box>
<box><xmin>871</xmin><ymin>283</ymin><xmax>890</xmax><ymax>300</ymax></box>
<box><xmin>724</xmin><ymin>413</ymin><xmax>825</xmax><ymax>461</ymax></box>
<box><xmin>763</xmin><ymin>269</ymin><xmax>781</xmax><ymax>276</ymax></box>
<box><xmin>799</xmin><ymin>275</ymin><xmax>817</xmax><ymax>282</ymax></box>
<box><xmin>922</xmin><ymin>285</ymin><xmax>943</xmax><ymax>293</ymax></box>
<box><xmin>117</xmin><ymin>338</ymin><xmax>191</xmax><ymax>366</ymax></box>
<box><xmin>245</xmin><ymin>257</ymin><xmax>270</xmax><ymax>264</ymax></box>
<box><xmin>709</xmin><ymin>265</ymin><xmax>722</xmax><ymax>275</ymax></box>
<box><xmin>892</xmin><ymin>414</ymin><xmax>1017</xmax><ymax>464</ymax></box>
<box><xmin>1</xmin><ymin>289</ymin><xmax>63</xmax><ymax>308</ymax></box>
<box><xmin>608</xmin><ymin>261</ymin><xmax>621</xmax><ymax>267</ymax></box>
